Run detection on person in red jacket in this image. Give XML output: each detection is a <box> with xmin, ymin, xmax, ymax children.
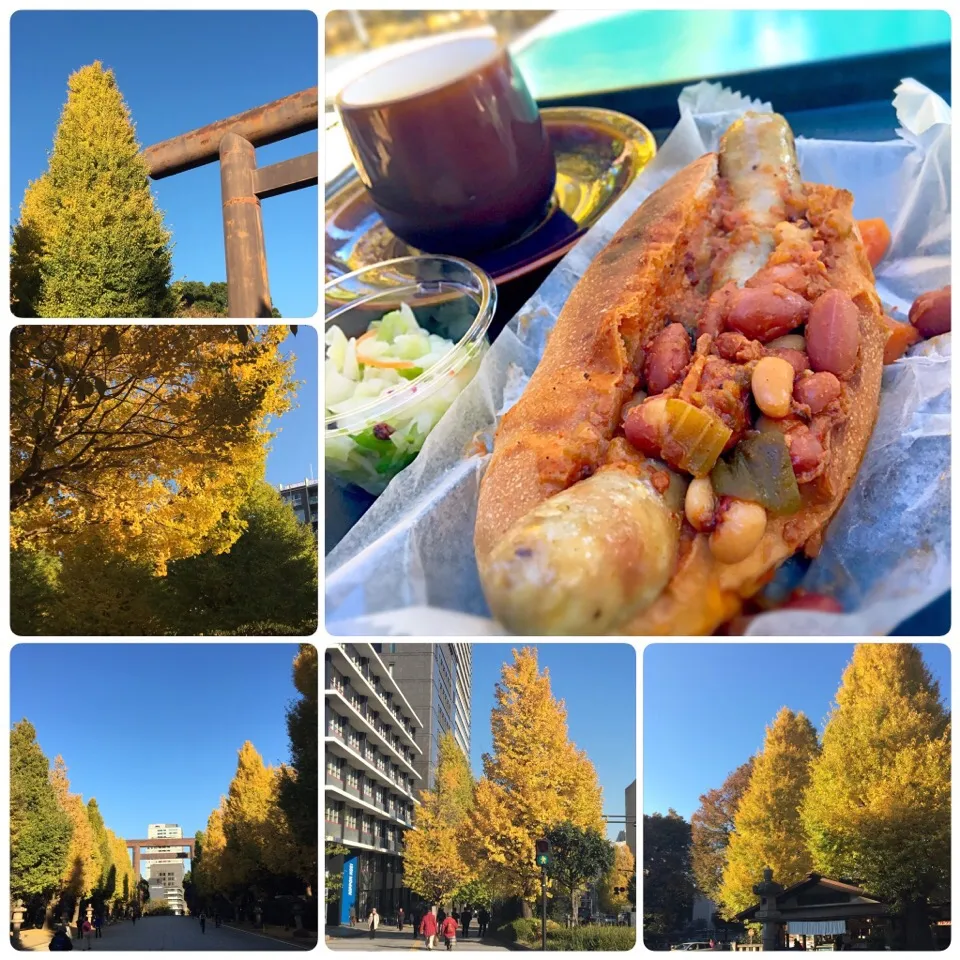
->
<box><xmin>419</xmin><ymin>909</ymin><xmax>439</xmax><ymax>950</ymax></box>
<box><xmin>440</xmin><ymin>913</ymin><xmax>458</xmax><ymax>951</ymax></box>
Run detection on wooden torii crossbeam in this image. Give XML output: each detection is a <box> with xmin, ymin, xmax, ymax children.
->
<box><xmin>143</xmin><ymin>87</ymin><xmax>319</xmax><ymax>319</ymax></box>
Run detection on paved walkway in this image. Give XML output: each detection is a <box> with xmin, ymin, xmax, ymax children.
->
<box><xmin>326</xmin><ymin>926</ymin><xmax>510</xmax><ymax>952</ymax></box>
<box><xmin>21</xmin><ymin>917</ymin><xmax>308</xmax><ymax>951</ymax></box>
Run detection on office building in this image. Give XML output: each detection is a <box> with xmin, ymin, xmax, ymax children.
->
<box><xmin>625</xmin><ymin>780</ymin><xmax>636</xmax><ymax>860</ymax></box>
<box><xmin>143</xmin><ymin>823</ymin><xmax>186</xmax><ymax>915</ymax></box>
<box><xmin>377</xmin><ymin>643</ymin><xmax>472</xmax><ymax>796</ymax></box>
<box><xmin>279</xmin><ymin>479</ymin><xmax>318</xmax><ymax>537</ymax></box>
<box><xmin>325</xmin><ymin>644</ymin><xmax>423</xmax><ymax>925</ymax></box>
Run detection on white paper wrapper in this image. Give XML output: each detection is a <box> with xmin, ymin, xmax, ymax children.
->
<box><xmin>326</xmin><ymin>79</ymin><xmax>951</xmax><ymax>637</ymax></box>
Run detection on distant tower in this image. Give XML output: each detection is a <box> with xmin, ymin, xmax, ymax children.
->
<box><xmin>143</xmin><ymin>824</ymin><xmax>186</xmax><ymax>915</ymax></box>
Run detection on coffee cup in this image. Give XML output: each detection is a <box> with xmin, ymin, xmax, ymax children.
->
<box><xmin>335</xmin><ymin>33</ymin><xmax>557</xmax><ymax>256</ymax></box>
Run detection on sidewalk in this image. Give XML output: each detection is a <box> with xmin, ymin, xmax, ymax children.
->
<box><xmin>225</xmin><ymin>919</ymin><xmax>317</xmax><ymax>949</ymax></box>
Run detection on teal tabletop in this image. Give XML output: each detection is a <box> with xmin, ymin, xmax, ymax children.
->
<box><xmin>513</xmin><ymin>9</ymin><xmax>951</xmax><ymax>100</ymax></box>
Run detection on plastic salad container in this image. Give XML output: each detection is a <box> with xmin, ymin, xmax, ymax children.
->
<box><xmin>325</xmin><ymin>255</ymin><xmax>496</xmax><ymax>495</ymax></box>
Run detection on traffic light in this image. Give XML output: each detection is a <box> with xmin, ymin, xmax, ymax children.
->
<box><xmin>535</xmin><ymin>838</ymin><xmax>551</xmax><ymax>867</ymax></box>
<box><xmin>614</xmin><ymin>887</ymin><xmax>626</xmax><ymax>895</ymax></box>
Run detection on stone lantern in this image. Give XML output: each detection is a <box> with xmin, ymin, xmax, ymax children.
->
<box><xmin>10</xmin><ymin>899</ymin><xmax>26</xmax><ymax>945</ymax></box>
<box><xmin>752</xmin><ymin>867</ymin><xmax>784</xmax><ymax>951</ymax></box>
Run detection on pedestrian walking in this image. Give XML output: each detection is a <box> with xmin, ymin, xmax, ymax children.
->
<box><xmin>461</xmin><ymin>908</ymin><xmax>472</xmax><ymax>939</ymax></box>
<box><xmin>81</xmin><ymin>920</ymin><xmax>92</xmax><ymax>951</ymax></box>
<box><xmin>368</xmin><ymin>907</ymin><xmax>380</xmax><ymax>940</ymax></box>
<box><xmin>93</xmin><ymin>915</ymin><xmax>103</xmax><ymax>939</ymax></box>
<box><xmin>49</xmin><ymin>925</ymin><xmax>74</xmax><ymax>951</ymax></box>
<box><xmin>199</xmin><ymin>912</ymin><xmax>206</xmax><ymax>934</ymax></box>
<box><xmin>398</xmin><ymin>906</ymin><xmax>405</xmax><ymax>931</ymax></box>
<box><xmin>412</xmin><ymin>910</ymin><xmax>420</xmax><ymax>940</ymax></box>
<box><xmin>440</xmin><ymin>914</ymin><xmax>458</xmax><ymax>951</ymax></box>
<box><xmin>437</xmin><ymin>907</ymin><xmax>447</xmax><ymax>926</ymax></box>
<box><xmin>215</xmin><ymin>912</ymin><xmax>222</xmax><ymax>929</ymax></box>
<box><xmin>477</xmin><ymin>907</ymin><xmax>490</xmax><ymax>938</ymax></box>
<box><xmin>419</xmin><ymin>909</ymin><xmax>438</xmax><ymax>950</ymax></box>
<box><xmin>131</xmin><ymin>913</ymin><xmax>136</xmax><ymax>926</ymax></box>
<box><xmin>349</xmin><ymin>904</ymin><xmax>357</xmax><ymax>928</ymax></box>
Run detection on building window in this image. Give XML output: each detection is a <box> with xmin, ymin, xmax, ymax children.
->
<box><xmin>326</xmin><ymin>756</ymin><xmax>342</xmax><ymax>779</ymax></box>
<box><xmin>346</xmin><ymin>767</ymin><xmax>359</xmax><ymax>790</ymax></box>
<box><xmin>325</xmin><ymin>801</ymin><xmax>341</xmax><ymax>824</ymax></box>
<box><xmin>328</xmin><ymin>712</ymin><xmax>345</xmax><ymax>738</ymax></box>
<box><xmin>345</xmin><ymin>807</ymin><xmax>358</xmax><ymax>830</ymax></box>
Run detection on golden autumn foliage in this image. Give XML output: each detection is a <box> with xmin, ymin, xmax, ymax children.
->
<box><xmin>463</xmin><ymin>648</ymin><xmax>605</xmax><ymax>907</ymax></box>
<box><xmin>10</xmin><ymin>325</ymin><xmax>295</xmax><ymax>572</ymax></box>
<box><xmin>802</xmin><ymin>644</ymin><xmax>950</xmax><ymax>908</ymax></box>
<box><xmin>719</xmin><ymin>708</ymin><xmax>819</xmax><ymax>917</ymax></box>
<box><xmin>49</xmin><ymin>756</ymin><xmax>99</xmax><ymax>900</ymax></box>
<box><xmin>598</xmin><ymin>843</ymin><xmax>635</xmax><ymax>914</ymax></box>
<box><xmin>402</xmin><ymin>730</ymin><xmax>475</xmax><ymax>904</ymax></box>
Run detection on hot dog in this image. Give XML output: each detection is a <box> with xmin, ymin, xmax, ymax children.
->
<box><xmin>474</xmin><ymin>112</ymin><xmax>887</xmax><ymax>636</ymax></box>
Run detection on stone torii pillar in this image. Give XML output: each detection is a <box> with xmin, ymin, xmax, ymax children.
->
<box><xmin>753</xmin><ymin>867</ymin><xmax>785</xmax><ymax>951</ymax></box>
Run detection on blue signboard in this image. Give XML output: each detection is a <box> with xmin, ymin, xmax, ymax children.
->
<box><xmin>339</xmin><ymin>855</ymin><xmax>358</xmax><ymax>924</ymax></box>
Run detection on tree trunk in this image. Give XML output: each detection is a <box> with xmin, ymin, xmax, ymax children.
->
<box><xmin>902</xmin><ymin>896</ymin><xmax>935</xmax><ymax>950</ymax></box>
<box><xmin>43</xmin><ymin>894</ymin><xmax>56</xmax><ymax>930</ymax></box>
<box><xmin>571</xmin><ymin>887</ymin><xmax>578</xmax><ymax>927</ymax></box>
<box><xmin>521</xmin><ymin>900</ymin><xmax>533</xmax><ymax>920</ymax></box>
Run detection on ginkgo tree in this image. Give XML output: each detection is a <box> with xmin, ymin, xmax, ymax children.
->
<box><xmin>463</xmin><ymin>647</ymin><xmax>605</xmax><ymax>917</ymax></box>
<box><xmin>802</xmin><ymin>644</ymin><xmax>950</xmax><ymax>950</ymax></box>
<box><xmin>719</xmin><ymin>708</ymin><xmax>819</xmax><ymax>917</ymax></box>
<box><xmin>11</xmin><ymin>324</ymin><xmax>295</xmax><ymax>573</ymax></box>
<box><xmin>402</xmin><ymin>730</ymin><xmax>476</xmax><ymax>906</ymax></box>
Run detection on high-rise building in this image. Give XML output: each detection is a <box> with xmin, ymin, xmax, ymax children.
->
<box><xmin>143</xmin><ymin>824</ymin><xmax>186</xmax><ymax>915</ymax></box>
<box><xmin>625</xmin><ymin>780</ymin><xmax>637</xmax><ymax>861</ymax></box>
<box><xmin>279</xmin><ymin>479</ymin><xmax>318</xmax><ymax>537</ymax></box>
<box><xmin>325</xmin><ymin>644</ymin><xmax>423</xmax><ymax>925</ymax></box>
<box><xmin>376</xmin><ymin>643</ymin><xmax>472</xmax><ymax>796</ymax></box>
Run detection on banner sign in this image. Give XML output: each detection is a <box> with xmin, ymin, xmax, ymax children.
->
<box><xmin>340</xmin><ymin>855</ymin><xmax>358</xmax><ymax>924</ymax></box>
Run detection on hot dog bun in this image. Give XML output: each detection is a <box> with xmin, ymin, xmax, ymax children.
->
<box><xmin>475</xmin><ymin>114</ymin><xmax>886</xmax><ymax>636</ymax></box>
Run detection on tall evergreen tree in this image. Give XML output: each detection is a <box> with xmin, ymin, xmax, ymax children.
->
<box><xmin>161</xmin><ymin>480</ymin><xmax>318</xmax><ymax>634</ymax></box>
<box><xmin>544</xmin><ymin>821</ymin><xmax>614</xmax><ymax>924</ymax></box>
<box><xmin>802</xmin><ymin>644</ymin><xmax>950</xmax><ymax>950</ymax></box>
<box><xmin>691</xmin><ymin>758</ymin><xmax>755</xmax><ymax>903</ymax></box>
<box><xmin>643</xmin><ymin>810</ymin><xmax>694</xmax><ymax>944</ymax></box>
<box><xmin>463</xmin><ymin>648</ymin><xmax>605</xmax><ymax>916</ymax></box>
<box><xmin>11</xmin><ymin>62</ymin><xmax>175</xmax><ymax>317</ymax></box>
<box><xmin>277</xmin><ymin>645</ymin><xmax>318</xmax><ymax>894</ymax></box>
<box><xmin>719</xmin><ymin>708</ymin><xmax>819</xmax><ymax>916</ymax></box>
<box><xmin>10</xmin><ymin>721</ymin><xmax>73</xmax><ymax>909</ymax></box>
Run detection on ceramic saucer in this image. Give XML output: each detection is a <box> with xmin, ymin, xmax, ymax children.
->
<box><xmin>325</xmin><ymin>106</ymin><xmax>656</xmax><ymax>286</ymax></box>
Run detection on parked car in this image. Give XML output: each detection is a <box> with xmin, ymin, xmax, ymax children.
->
<box><xmin>672</xmin><ymin>943</ymin><xmax>714</xmax><ymax>951</ymax></box>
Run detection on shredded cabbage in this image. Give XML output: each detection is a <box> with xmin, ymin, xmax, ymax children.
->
<box><xmin>325</xmin><ymin>303</ymin><xmax>474</xmax><ymax>495</ymax></box>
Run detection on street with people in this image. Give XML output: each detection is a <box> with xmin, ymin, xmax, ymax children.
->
<box><xmin>34</xmin><ymin>915</ymin><xmax>306</xmax><ymax>951</ymax></box>
<box><xmin>326</xmin><ymin>925</ymin><xmax>509</xmax><ymax>952</ymax></box>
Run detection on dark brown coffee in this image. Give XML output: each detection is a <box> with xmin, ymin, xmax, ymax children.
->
<box><xmin>335</xmin><ymin>35</ymin><xmax>556</xmax><ymax>256</ymax></box>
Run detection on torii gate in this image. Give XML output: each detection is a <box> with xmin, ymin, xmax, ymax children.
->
<box><xmin>142</xmin><ymin>87</ymin><xmax>319</xmax><ymax>319</ymax></box>
<box><xmin>127</xmin><ymin>836</ymin><xmax>196</xmax><ymax>878</ymax></box>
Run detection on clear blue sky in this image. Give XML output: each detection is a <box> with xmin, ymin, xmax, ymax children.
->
<box><xmin>643</xmin><ymin>643</ymin><xmax>951</xmax><ymax>822</ymax></box>
<box><xmin>470</xmin><ymin>644</ymin><xmax>636</xmax><ymax>842</ymax></box>
<box><xmin>11</xmin><ymin>643</ymin><xmax>306</xmax><ymax>874</ymax></box>
<box><xmin>265</xmin><ymin>325</ymin><xmax>319</xmax><ymax>488</ymax></box>
<box><xmin>11</xmin><ymin>11</ymin><xmax>318</xmax><ymax>318</ymax></box>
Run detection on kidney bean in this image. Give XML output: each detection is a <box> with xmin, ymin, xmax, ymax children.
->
<box><xmin>793</xmin><ymin>372</ymin><xmax>842</xmax><ymax>415</ymax></box>
<box><xmin>766</xmin><ymin>347</ymin><xmax>809</xmax><ymax>376</ymax></box>
<box><xmin>909</xmin><ymin>285</ymin><xmax>951</xmax><ymax>338</ymax></box>
<box><xmin>785</xmin><ymin>424</ymin><xmax>825</xmax><ymax>477</ymax></box>
<box><xmin>644</xmin><ymin>323</ymin><xmax>692</xmax><ymax>395</ymax></box>
<box><xmin>805</xmin><ymin>288</ymin><xmax>860</xmax><ymax>378</ymax></box>
<box><xmin>781</xmin><ymin>592</ymin><xmax>844</xmax><ymax>613</ymax></box>
<box><xmin>766</xmin><ymin>334</ymin><xmax>806</xmax><ymax>352</ymax></box>
<box><xmin>623</xmin><ymin>396</ymin><xmax>668</xmax><ymax>457</ymax></box>
<box><xmin>726</xmin><ymin>284</ymin><xmax>811</xmax><ymax>343</ymax></box>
